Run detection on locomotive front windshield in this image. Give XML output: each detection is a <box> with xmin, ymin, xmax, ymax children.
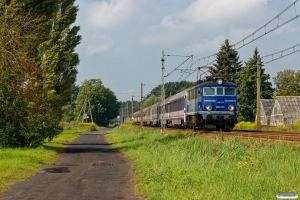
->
<box><xmin>203</xmin><ymin>87</ymin><xmax>236</xmax><ymax>96</ymax></box>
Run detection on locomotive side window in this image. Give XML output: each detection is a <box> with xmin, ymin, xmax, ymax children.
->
<box><xmin>225</xmin><ymin>88</ymin><xmax>236</xmax><ymax>96</ymax></box>
<box><xmin>204</xmin><ymin>87</ymin><xmax>215</xmax><ymax>96</ymax></box>
<box><xmin>191</xmin><ymin>90</ymin><xmax>195</xmax><ymax>100</ymax></box>
<box><xmin>216</xmin><ymin>88</ymin><xmax>223</xmax><ymax>95</ymax></box>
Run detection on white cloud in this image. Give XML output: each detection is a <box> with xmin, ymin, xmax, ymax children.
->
<box><xmin>140</xmin><ymin>0</ymin><xmax>268</xmax><ymax>46</ymax></box>
<box><xmin>182</xmin><ymin>34</ymin><xmax>226</xmax><ymax>55</ymax></box>
<box><xmin>85</xmin><ymin>35</ymin><xmax>113</xmax><ymax>56</ymax></box>
<box><xmin>182</xmin><ymin>0</ymin><xmax>268</xmax><ymax>25</ymax></box>
<box><xmin>86</xmin><ymin>0</ymin><xmax>141</xmax><ymax>28</ymax></box>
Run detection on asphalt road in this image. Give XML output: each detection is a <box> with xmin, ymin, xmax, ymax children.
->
<box><xmin>1</xmin><ymin>128</ymin><xmax>143</xmax><ymax>200</ymax></box>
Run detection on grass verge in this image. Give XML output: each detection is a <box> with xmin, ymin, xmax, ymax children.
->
<box><xmin>106</xmin><ymin>123</ymin><xmax>300</xmax><ymax>200</ymax></box>
<box><xmin>0</xmin><ymin>123</ymin><xmax>103</xmax><ymax>195</ymax></box>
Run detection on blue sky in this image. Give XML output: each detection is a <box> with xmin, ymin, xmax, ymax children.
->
<box><xmin>74</xmin><ymin>0</ymin><xmax>300</xmax><ymax>102</ymax></box>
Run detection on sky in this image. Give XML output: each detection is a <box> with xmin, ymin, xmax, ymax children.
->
<box><xmin>74</xmin><ymin>0</ymin><xmax>300</xmax><ymax>102</ymax></box>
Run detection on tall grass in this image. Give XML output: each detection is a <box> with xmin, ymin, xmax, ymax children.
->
<box><xmin>106</xmin><ymin>124</ymin><xmax>300</xmax><ymax>200</ymax></box>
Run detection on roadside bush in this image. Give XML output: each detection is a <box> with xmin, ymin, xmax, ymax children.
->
<box><xmin>60</xmin><ymin>121</ymin><xmax>80</xmax><ymax>130</ymax></box>
<box><xmin>0</xmin><ymin>102</ymin><xmax>62</xmax><ymax>148</ymax></box>
<box><xmin>79</xmin><ymin>122</ymin><xmax>98</xmax><ymax>130</ymax></box>
<box><xmin>90</xmin><ymin>125</ymin><xmax>97</xmax><ymax>131</ymax></box>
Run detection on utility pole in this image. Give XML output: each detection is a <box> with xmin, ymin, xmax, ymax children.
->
<box><xmin>126</xmin><ymin>101</ymin><xmax>129</xmax><ymax>122</ymax></box>
<box><xmin>256</xmin><ymin>55</ymin><xmax>261</xmax><ymax>131</ymax></box>
<box><xmin>76</xmin><ymin>95</ymin><xmax>87</xmax><ymax>123</ymax></box>
<box><xmin>132</xmin><ymin>95</ymin><xmax>134</xmax><ymax>121</ymax></box>
<box><xmin>140</xmin><ymin>82</ymin><xmax>143</xmax><ymax>128</ymax></box>
<box><xmin>82</xmin><ymin>95</ymin><xmax>87</xmax><ymax>123</ymax></box>
<box><xmin>76</xmin><ymin>93</ymin><xmax>93</xmax><ymax>123</ymax></box>
<box><xmin>87</xmin><ymin>94</ymin><xmax>93</xmax><ymax>123</ymax></box>
<box><xmin>122</xmin><ymin>106</ymin><xmax>124</xmax><ymax>123</ymax></box>
<box><xmin>161</xmin><ymin>50</ymin><xmax>166</xmax><ymax>134</ymax></box>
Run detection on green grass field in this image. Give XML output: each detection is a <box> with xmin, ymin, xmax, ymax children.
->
<box><xmin>106</xmin><ymin>124</ymin><xmax>300</xmax><ymax>200</ymax></box>
<box><xmin>0</xmin><ymin>122</ymin><xmax>101</xmax><ymax>195</ymax></box>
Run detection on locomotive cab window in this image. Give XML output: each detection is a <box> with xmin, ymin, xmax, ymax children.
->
<box><xmin>216</xmin><ymin>88</ymin><xmax>224</xmax><ymax>95</ymax></box>
<box><xmin>204</xmin><ymin>87</ymin><xmax>215</xmax><ymax>96</ymax></box>
<box><xmin>225</xmin><ymin>88</ymin><xmax>236</xmax><ymax>96</ymax></box>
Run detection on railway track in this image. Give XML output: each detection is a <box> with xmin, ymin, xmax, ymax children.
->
<box><xmin>210</xmin><ymin>129</ymin><xmax>300</xmax><ymax>143</ymax></box>
<box><xmin>140</xmin><ymin>125</ymin><xmax>300</xmax><ymax>143</ymax></box>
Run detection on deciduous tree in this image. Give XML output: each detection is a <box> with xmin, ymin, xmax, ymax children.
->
<box><xmin>273</xmin><ymin>69</ymin><xmax>300</xmax><ymax>96</ymax></box>
<box><xmin>74</xmin><ymin>79</ymin><xmax>120</xmax><ymax>126</ymax></box>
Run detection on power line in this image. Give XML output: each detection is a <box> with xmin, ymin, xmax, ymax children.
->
<box><xmin>164</xmin><ymin>55</ymin><xmax>193</xmax><ymax>77</ymax></box>
<box><xmin>176</xmin><ymin>56</ymin><xmax>196</xmax><ymax>82</ymax></box>
<box><xmin>234</xmin><ymin>0</ymin><xmax>300</xmax><ymax>50</ymax></box>
<box><xmin>181</xmin><ymin>0</ymin><xmax>300</xmax><ymax>80</ymax></box>
<box><xmin>262</xmin><ymin>43</ymin><xmax>300</xmax><ymax>64</ymax></box>
<box><xmin>164</xmin><ymin>55</ymin><xmax>192</xmax><ymax>57</ymax></box>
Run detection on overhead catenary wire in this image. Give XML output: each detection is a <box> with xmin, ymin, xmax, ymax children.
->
<box><xmin>164</xmin><ymin>55</ymin><xmax>193</xmax><ymax>78</ymax></box>
<box><xmin>179</xmin><ymin>0</ymin><xmax>300</xmax><ymax>80</ymax></box>
<box><xmin>261</xmin><ymin>43</ymin><xmax>300</xmax><ymax>64</ymax></box>
<box><xmin>234</xmin><ymin>0</ymin><xmax>300</xmax><ymax>50</ymax></box>
<box><xmin>177</xmin><ymin>0</ymin><xmax>300</xmax><ymax>82</ymax></box>
<box><xmin>192</xmin><ymin>0</ymin><xmax>300</xmax><ymax>67</ymax></box>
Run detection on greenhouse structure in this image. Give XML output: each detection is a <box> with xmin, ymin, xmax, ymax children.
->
<box><xmin>259</xmin><ymin>99</ymin><xmax>275</xmax><ymax>126</ymax></box>
<box><xmin>259</xmin><ymin>96</ymin><xmax>300</xmax><ymax>126</ymax></box>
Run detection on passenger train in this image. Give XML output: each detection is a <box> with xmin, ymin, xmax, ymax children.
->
<box><xmin>133</xmin><ymin>76</ymin><xmax>238</xmax><ymax>130</ymax></box>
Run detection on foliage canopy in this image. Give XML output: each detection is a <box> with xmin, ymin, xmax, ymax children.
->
<box><xmin>273</xmin><ymin>69</ymin><xmax>300</xmax><ymax>96</ymax></box>
<box><xmin>74</xmin><ymin>79</ymin><xmax>120</xmax><ymax>126</ymax></box>
<box><xmin>0</xmin><ymin>0</ymin><xmax>81</xmax><ymax>148</ymax></box>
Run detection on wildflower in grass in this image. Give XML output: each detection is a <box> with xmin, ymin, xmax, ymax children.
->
<box><xmin>237</xmin><ymin>156</ymin><xmax>259</xmax><ymax>170</ymax></box>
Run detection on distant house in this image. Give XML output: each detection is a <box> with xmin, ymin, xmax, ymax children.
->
<box><xmin>270</xmin><ymin>96</ymin><xmax>300</xmax><ymax>126</ymax></box>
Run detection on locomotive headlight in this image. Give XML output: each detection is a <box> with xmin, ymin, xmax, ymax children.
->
<box><xmin>206</xmin><ymin>105</ymin><xmax>212</xmax><ymax>111</ymax></box>
<box><xmin>216</xmin><ymin>78</ymin><xmax>223</xmax><ymax>84</ymax></box>
<box><xmin>228</xmin><ymin>105</ymin><xmax>235</xmax><ymax>111</ymax></box>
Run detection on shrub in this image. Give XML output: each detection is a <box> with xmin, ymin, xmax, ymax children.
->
<box><xmin>90</xmin><ymin>125</ymin><xmax>97</xmax><ymax>131</ymax></box>
<box><xmin>277</xmin><ymin>124</ymin><xmax>288</xmax><ymax>131</ymax></box>
<box><xmin>234</xmin><ymin>121</ymin><xmax>256</xmax><ymax>130</ymax></box>
<box><xmin>294</xmin><ymin>120</ymin><xmax>300</xmax><ymax>132</ymax></box>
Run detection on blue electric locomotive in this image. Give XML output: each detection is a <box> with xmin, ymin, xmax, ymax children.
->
<box><xmin>185</xmin><ymin>76</ymin><xmax>238</xmax><ymax>130</ymax></box>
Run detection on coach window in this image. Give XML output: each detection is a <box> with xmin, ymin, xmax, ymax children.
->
<box><xmin>217</xmin><ymin>87</ymin><xmax>223</xmax><ymax>95</ymax></box>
